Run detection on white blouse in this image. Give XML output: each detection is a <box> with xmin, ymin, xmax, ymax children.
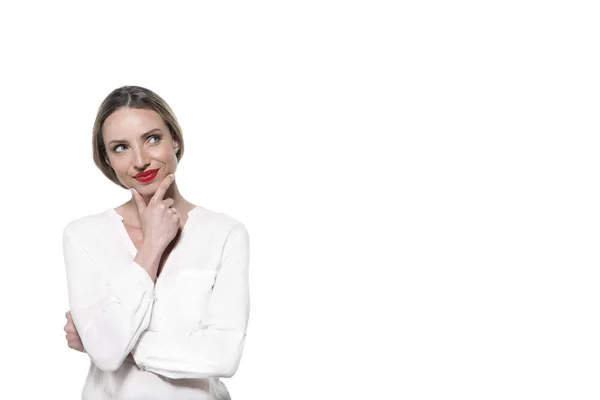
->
<box><xmin>62</xmin><ymin>206</ymin><xmax>250</xmax><ymax>400</ymax></box>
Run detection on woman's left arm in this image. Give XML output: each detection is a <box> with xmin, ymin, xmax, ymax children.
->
<box><xmin>131</xmin><ymin>224</ymin><xmax>250</xmax><ymax>379</ymax></box>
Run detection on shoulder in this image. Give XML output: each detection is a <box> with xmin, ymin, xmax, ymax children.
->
<box><xmin>195</xmin><ymin>206</ymin><xmax>248</xmax><ymax>238</ymax></box>
<box><xmin>62</xmin><ymin>209</ymin><xmax>114</xmax><ymax>241</ymax></box>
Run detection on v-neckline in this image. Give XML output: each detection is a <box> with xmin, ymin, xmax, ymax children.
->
<box><xmin>108</xmin><ymin>206</ymin><xmax>201</xmax><ymax>259</ymax></box>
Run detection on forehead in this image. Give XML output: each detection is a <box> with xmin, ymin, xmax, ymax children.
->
<box><xmin>103</xmin><ymin>107</ymin><xmax>166</xmax><ymax>139</ymax></box>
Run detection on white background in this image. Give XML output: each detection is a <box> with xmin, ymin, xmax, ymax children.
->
<box><xmin>0</xmin><ymin>1</ymin><xmax>599</xmax><ymax>399</ymax></box>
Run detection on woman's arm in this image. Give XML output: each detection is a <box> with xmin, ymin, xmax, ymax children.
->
<box><xmin>131</xmin><ymin>224</ymin><xmax>250</xmax><ymax>379</ymax></box>
<box><xmin>63</xmin><ymin>227</ymin><xmax>157</xmax><ymax>372</ymax></box>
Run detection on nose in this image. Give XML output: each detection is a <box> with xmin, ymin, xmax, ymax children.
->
<box><xmin>133</xmin><ymin>147</ymin><xmax>151</xmax><ymax>170</ymax></box>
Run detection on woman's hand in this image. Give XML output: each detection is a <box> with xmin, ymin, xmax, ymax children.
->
<box><xmin>65</xmin><ymin>311</ymin><xmax>137</xmax><ymax>363</ymax></box>
<box><xmin>64</xmin><ymin>311</ymin><xmax>85</xmax><ymax>353</ymax></box>
<box><xmin>130</xmin><ymin>173</ymin><xmax>182</xmax><ymax>250</ymax></box>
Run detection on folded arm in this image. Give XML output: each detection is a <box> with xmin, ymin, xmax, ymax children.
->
<box><xmin>63</xmin><ymin>228</ymin><xmax>156</xmax><ymax>371</ymax></box>
<box><xmin>132</xmin><ymin>224</ymin><xmax>250</xmax><ymax>379</ymax></box>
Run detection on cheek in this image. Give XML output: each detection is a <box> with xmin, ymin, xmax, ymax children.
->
<box><xmin>108</xmin><ymin>159</ymin><xmax>131</xmax><ymax>179</ymax></box>
<box><xmin>152</xmin><ymin>147</ymin><xmax>178</xmax><ymax>163</ymax></box>
<box><xmin>110</xmin><ymin>161</ymin><xmax>128</xmax><ymax>174</ymax></box>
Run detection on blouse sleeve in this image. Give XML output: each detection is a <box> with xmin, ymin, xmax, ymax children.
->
<box><xmin>131</xmin><ymin>224</ymin><xmax>250</xmax><ymax>379</ymax></box>
<box><xmin>63</xmin><ymin>227</ymin><xmax>156</xmax><ymax>372</ymax></box>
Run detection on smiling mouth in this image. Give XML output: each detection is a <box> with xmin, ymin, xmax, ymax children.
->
<box><xmin>134</xmin><ymin>169</ymin><xmax>159</xmax><ymax>182</ymax></box>
<box><xmin>135</xmin><ymin>169</ymin><xmax>159</xmax><ymax>178</ymax></box>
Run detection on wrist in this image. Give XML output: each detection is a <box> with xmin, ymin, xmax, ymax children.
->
<box><xmin>134</xmin><ymin>243</ymin><xmax>164</xmax><ymax>281</ymax></box>
<box><xmin>140</xmin><ymin>240</ymin><xmax>165</xmax><ymax>258</ymax></box>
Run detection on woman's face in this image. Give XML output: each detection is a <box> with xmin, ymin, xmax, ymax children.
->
<box><xmin>103</xmin><ymin>107</ymin><xmax>180</xmax><ymax>192</ymax></box>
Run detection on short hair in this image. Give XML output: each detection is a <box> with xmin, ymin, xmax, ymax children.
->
<box><xmin>92</xmin><ymin>85</ymin><xmax>184</xmax><ymax>189</ymax></box>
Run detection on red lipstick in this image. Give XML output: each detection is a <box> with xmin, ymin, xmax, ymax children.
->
<box><xmin>134</xmin><ymin>169</ymin><xmax>159</xmax><ymax>183</ymax></box>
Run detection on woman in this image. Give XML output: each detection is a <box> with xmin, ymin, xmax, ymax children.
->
<box><xmin>62</xmin><ymin>86</ymin><xmax>250</xmax><ymax>400</ymax></box>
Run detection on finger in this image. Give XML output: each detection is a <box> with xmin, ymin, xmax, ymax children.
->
<box><xmin>149</xmin><ymin>173</ymin><xmax>175</xmax><ymax>205</ymax></box>
<box><xmin>68</xmin><ymin>341</ymin><xmax>84</xmax><ymax>351</ymax></box>
<box><xmin>65</xmin><ymin>319</ymin><xmax>77</xmax><ymax>332</ymax></box>
<box><xmin>161</xmin><ymin>198</ymin><xmax>175</xmax><ymax>208</ymax></box>
<box><xmin>171</xmin><ymin>208</ymin><xmax>182</xmax><ymax>227</ymax></box>
<box><xmin>130</xmin><ymin>188</ymin><xmax>147</xmax><ymax>215</ymax></box>
<box><xmin>65</xmin><ymin>325</ymin><xmax>75</xmax><ymax>333</ymax></box>
<box><xmin>67</xmin><ymin>338</ymin><xmax>82</xmax><ymax>346</ymax></box>
<box><xmin>66</xmin><ymin>311</ymin><xmax>73</xmax><ymax>321</ymax></box>
<box><xmin>65</xmin><ymin>321</ymin><xmax>76</xmax><ymax>331</ymax></box>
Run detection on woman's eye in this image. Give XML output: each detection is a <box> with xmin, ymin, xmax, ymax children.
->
<box><xmin>112</xmin><ymin>135</ymin><xmax>160</xmax><ymax>153</ymax></box>
<box><xmin>149</xmin><ymin>135</ymin><xmax>161</xmax><ymax>144</ymax></box>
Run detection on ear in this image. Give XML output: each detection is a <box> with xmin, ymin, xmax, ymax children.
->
<box><xmin>173</xmin><ymin>140</ymin><xmax>180</xmax><ymax>154</ymax></box>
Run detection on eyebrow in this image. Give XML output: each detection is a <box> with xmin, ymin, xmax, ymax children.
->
<box><xmin>107</xmin><ymin>129</ymin><xmax>163</xmax><ymax>147</ymax></box>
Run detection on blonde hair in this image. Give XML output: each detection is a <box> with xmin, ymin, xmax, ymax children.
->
<box><xmin>92</xmin><ymin>86</ymin><xmax>184</xmax><ymax>189</ymax></box>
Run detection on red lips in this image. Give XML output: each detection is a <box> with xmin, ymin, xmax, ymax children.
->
<box><xmin>134</xmin><ymin>169</ymin><xmax>159</xmax><ymax>182</ymax></box>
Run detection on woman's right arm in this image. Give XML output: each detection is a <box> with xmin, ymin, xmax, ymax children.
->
<box><xmin>63</xmin><ymin>227</ymin><xmax>158</xmax><ymax>372</ymax></box>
